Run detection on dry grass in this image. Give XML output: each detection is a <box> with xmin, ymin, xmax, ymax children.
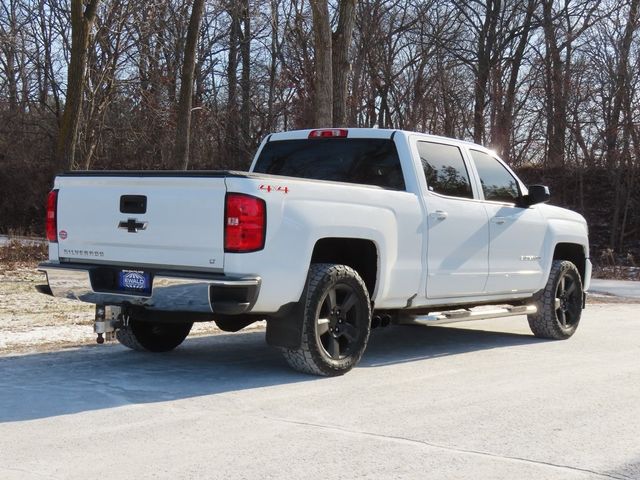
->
<box><xmin>0</xmin><ymin>266</ymin><xmax>96</xmax><ymax>353</ymax></box>
<box><xmin>591</xmin><ymin>265</ymin><xmax>640</xmax><ymax>281</ymax></box>
<box><xmin>0</xmin><ymin>240</ymin><xmax>48</xmax><ymax>272</ymax></box>
<box><xmin>0</xmin><ymin>265</ymin><xmax>251</xmax><ymax>355</ymax></box>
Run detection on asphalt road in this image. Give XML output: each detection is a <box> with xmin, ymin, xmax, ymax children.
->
<box><xmin>590</xmin><ymin>279</ymin><xmax>640</xmax><ymax>299</ymax></box>
<box><xmin>1</xmin><ymin>303</ymin><xmax>639</xmax><ymax>480</ymax></box>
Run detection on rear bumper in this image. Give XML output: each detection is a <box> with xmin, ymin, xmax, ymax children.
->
<box><xmin>38</xmin><ymin>262</ymin><xmax>260</xmax><ymax>314</ymax></box>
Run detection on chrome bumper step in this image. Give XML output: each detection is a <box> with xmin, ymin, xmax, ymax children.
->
<box><xmin>38</xmin><ymin>262</ymin><xmax>260</xmax><ymax>314</ymax></box>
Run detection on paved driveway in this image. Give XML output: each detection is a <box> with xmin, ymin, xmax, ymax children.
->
<box><xmin>590</xmin><ymin>279</ymin><xmax>640</xmax><ymax>299</ymax></box>
<box><xmin>1</xmin><ymin>303</ymin><xmax>639</xmax><ymax>479</ymax></box>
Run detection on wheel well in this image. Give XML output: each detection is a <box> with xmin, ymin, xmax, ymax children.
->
<box><xmin>553</xmin><ymin>243</ymin><xmax>586</xmax><ymax>281</ymax></box>
<box><xmin>310</xmin><ymin>238</ymin><xmax>378</xmax><ymax>297</ymax></box>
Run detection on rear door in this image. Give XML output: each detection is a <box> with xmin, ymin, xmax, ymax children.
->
<box><xmin>414</xmin><ymin>140</ymin><xmax>490</xmax><ymax>299</ymax></box>
<box><xmin>55</xmin><ymin>174</ymin><xmax>227</xmax><ymax>271</ymax></box>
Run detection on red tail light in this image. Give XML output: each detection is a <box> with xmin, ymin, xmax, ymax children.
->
<box><xmin>46</xmin><ymin>189</ymin><xmax>59</xmax><ymax>242</ymax></box>
<box><xmin>308</xmin><ymin>129</ymin><xmax>348</xmax><ymax>139</ymax></box>
<box><xmin>224</xmin><ymin>193</ymin><xmax>266</xmax><ymax>253</ymax></box>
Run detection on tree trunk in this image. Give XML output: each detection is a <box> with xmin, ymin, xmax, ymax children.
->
<box><xmin>3</xmin><ymin>0</ymin><xmax>19</xmax><ymax>112</ymax></box>
<box><xmin>55</xmin><ymin>0</ymin><xmax>101</xmax><ymax>170</ymax></box>
<box><xmin>492</xmin><ymin>0</ymin><xmax>536</xmax><ymax>162</ymax></box>
<box><xmin>542</xmin><ymin>0</ymin><xmax>568</xmax><ymax>169</ymax></box>
<box><xmin>266</xmin><ymin>0</ymin><xmax>281</xmax><ymax>131</ymax></box>
<box><xmin>174</xmin><ymin>0</ymin><xmax>206</xmax><ymax>170</ymax></box>
<box><xmin>225</xmin><ymin>3</ymin><xmax>241</xmax><ymax>166</ymax></box>
<box><xmin>605</xmin><ymin>0</ymin><xmax>639</xmax><ymax>168</ymax></box>
<box><xmin>310</xmin><ymin>0</ymin><xmax>333</xmax><ymax>127</ymax></box>
<box><xmin>473</xmin><ymin>0</ymin><xmax>501</xmax><ymax>144</ymax></box>
<box><xmin>331</xmin><ymin>0</ymin><xmax>356</xmax><ymax>127</ymax></box>
<box><xmin>240</xmin><ymin>0</ymin><xmax>251</xmax><ymax>163</ymax></box>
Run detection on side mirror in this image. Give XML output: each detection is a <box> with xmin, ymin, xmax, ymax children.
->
<box><xmin>519</xmin><ymin>185</ymin><xmax>550</xmax><ymax>207</ymax></box>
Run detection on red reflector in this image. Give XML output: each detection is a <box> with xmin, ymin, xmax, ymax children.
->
<box><xmin>224</xmin><ymin>193</ymin><xmax>266</xmax><ymax>253</ymax></box>
<box><xmin>308</xmin><ymin>129</ymin><xmax>348</xmax><ymax>139</ymax></box>
<box><xmin>46</xmin><ymin>189</ymin><xmax>59</xmax><ymax>242</ymax></box>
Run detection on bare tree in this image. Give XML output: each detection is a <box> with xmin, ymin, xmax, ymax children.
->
<box><xmin>55</xmin><ymin>0</ymin><xmax>101</xmax><ymax>170</ymax></box>
<box><xmin>240</xmin><ymin>0</ymin><xmax>252</xmax><ymax>159</ymax></box>
<box><xmin>540</xmin><ymin>0</ymin><xmax>600</xmax><ymax>168</ymax></box>
<box><xmin>332</xmin><ymin>0</ymin><xmax>357</xmax><ymax>126</ymax></box>
<box><xmin>173</xmin><ymin>0</ymin><xmax>205</xmax><ymax>169</ymax></box>
<box><xmin>0</xmin><ymin>0</ymin><xmax>21</xmax><ymax>112</ymax></box>
<box><xmin>3</xmin><ymin>0</ymin><xmax>640</xmax><ymax>257</ymax></box>
<box><xmin>490</xmin><ymin>0</ymin><xmax>538</xmax><ymax>162</ymax></box>
<box><xmin>468</xmin><ymin>0</ymin><xmax>501</xmax><ymax>144</ymax></box>
<box><xmin>598</xmin><ymin>0</ymin><xmax>640</xmax><ymax>249</ymax></box>
<box><xmin>310</xmin><ymin>0</ymin><xmax>332</xmax><ymax>126</ymax></box>
<box><xmin>225</xmin><ymin>2</ymin><xmax>241</xmax><ymax>163</ymax></box>
<box><xmin>309</xmin><ymin>0</ymin><xmax>358</xmax><ymax>127</ymax></box>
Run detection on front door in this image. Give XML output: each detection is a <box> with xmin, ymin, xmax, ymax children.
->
<box><xmin>468</xmin><ymin>149</ymin><xmax>547</xmax><ymax>294</ymax></box>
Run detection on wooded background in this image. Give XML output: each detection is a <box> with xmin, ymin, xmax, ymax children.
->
<box><xmin>0</xmin><ymin>0</ymin><xmax>639</xmax><ymax>260</ymax></box>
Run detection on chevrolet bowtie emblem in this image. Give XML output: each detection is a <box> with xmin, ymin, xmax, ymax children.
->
<box><xmin>118</xmin><ymin>218</ymin><xmax>148</xmax><ymax>233</ymax></box>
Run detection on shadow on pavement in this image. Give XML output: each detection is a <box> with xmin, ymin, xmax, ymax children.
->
<box><xmin>362</xmin><ymin>323</ymin><xmax>543</xmax><ymax>367</ymax></box>
<box><xmin>0</xmin><ymin>323</ymin><xmax>543</xmax><ymax>423</ymax></box>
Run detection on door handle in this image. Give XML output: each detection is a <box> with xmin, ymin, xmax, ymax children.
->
<box><xmin>431</xmin><ymin>210</ymin><xmax>448</xmax><ymax>220</ymax></box>
<box><xmin>492</xmin><ymin>217</ymin><xmax>507</xmax><ymax>225</ymax></box>
<box><xmin>120</xmin><ymin>195</ymin><xmax>147</xmax><ymax>214</ymax></box>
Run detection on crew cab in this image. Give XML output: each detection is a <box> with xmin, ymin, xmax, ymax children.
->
<box><xmin>38</xmin><ymin>128</ymin><xmax>592</xmax><ymax>376</ymax></box>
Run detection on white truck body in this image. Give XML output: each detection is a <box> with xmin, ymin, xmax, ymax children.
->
<box><xmin>39</xmin><ymin>128</ymin><xmax>591</xmax><ymax>374</ymax></box>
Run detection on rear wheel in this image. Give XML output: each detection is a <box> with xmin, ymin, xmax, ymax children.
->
<box><xmin>116</xmin><ymin>318</ymin><xmax>193</xmax><ymax>352</ymax></box>
<box><xmin>280</xmin><ymin>264</ymin><xmax>371</xmax><ymax>376</ymax></box>
<box><xmin>528</xmin><ymin>260</ymin><xmax>583</xmax><ymax>339</ymax></box>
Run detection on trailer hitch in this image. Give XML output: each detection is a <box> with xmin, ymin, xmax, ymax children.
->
<box><xmin>94</xmin><ymin>305</ymin><xmax>128</xmax><ymax>344</ymax></box>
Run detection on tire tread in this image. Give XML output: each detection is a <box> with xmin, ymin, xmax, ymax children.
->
<box><xmin>116</xmin><ymin>320</ymin><xmax>192</xmax><ymax>352</ymax></box>
<box><xmin>528</xmin><ymin>260</ymin><xmax>582</xmax><ymax>339</ymax></box>
<box><xmin>280</xmin><ymin>263</ymin><xmax>371</xmax><ymax>376</ymax></box>
<box><xmin>116</xmin><ymin>324</ymin><xmax>146</xmax><ymax>351</ymax></box>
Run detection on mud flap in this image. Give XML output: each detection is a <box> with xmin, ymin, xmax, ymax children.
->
<box><xmin>265</xmin><ymin>300</ymin><xmax>305</xmax><ymax>348</ymax></box>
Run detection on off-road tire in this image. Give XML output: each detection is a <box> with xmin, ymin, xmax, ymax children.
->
<box><xmin>280</xmin><ymin>264</ymin><xmax>372</xmax><ymax>376</ymax></box>
<box><xmin>116</xmin><ymin>319</ymin><xmax>193</xmax><ymax>352</ymax></box>
<box><xmin>528</xmin><ymin>260</ymin><xmax>583</xmax><ymax>339</ymax></box>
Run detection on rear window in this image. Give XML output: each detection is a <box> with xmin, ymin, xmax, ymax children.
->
<box><xmin>417</xmin><ymin>141</ymin><xmax>473</xmax><ymax>199</ymax></box>
<box><xmin>253</xmin><ymin>138</ymin><xmax>405</xmax><ymax>190</ymax></box>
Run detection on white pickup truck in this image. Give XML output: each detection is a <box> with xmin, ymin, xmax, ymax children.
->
<box><xmin>38</xmin><ymin>128</ymin><xmax>591</xmax><ymax>376</ymax></box>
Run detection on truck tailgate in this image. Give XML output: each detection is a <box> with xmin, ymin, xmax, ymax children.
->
<box><xmin>54</xmin><ymin>174</ymin><xmax>227</xmax><ymax>271</ymax></box>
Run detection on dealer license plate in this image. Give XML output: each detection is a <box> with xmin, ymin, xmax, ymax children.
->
<box><xmin>118</xmin><ymin>270</ymin><xmax>151</xmax><ymax>293</ymax></box>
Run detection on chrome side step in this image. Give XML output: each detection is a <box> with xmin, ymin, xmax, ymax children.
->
<box><xmin>399</xmin><ymin>305</ymin><xmax>537</xmax><ymax>326</ymax></box>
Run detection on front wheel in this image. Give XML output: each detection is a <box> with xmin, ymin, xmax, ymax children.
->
<box><xmin>116</xmin><ymin>318</ymin><xmax>193</xmax><ymax>352</ymax></box>
<box><xmin>528</xmin><ymin>260</ymin><xmax>583</xmax><ymax>339</ymax></box>
<box><xmin>280</xmin><ymin>264</ymin><xmax>372</xmax><ymax>376</ymax></box>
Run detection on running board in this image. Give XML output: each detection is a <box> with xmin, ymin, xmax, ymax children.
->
<box><xmin>399</xmin><ymin>305</ymin><xmax>537</xmax><ymax>326</ymax></box>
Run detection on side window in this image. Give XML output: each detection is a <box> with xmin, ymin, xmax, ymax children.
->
<box><xmin>469</xmin><ymin>150</ymin><xmax>520</xmax><ymax>203</ymax></box>
<box><xmin>417</xmin><ymin>141</ymin><xmax>473</xmax><ymax>199</ymax></box>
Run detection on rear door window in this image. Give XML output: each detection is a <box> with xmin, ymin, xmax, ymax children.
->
<box><xmin>253</xmin><ymin>138</ymin><xmax>405</xmax><ymax>190</ymax></box>
<box><xmin>469</xmin><ymin>150</ymin><xmax>520</xmax><ymax>203</ymax></box>
<box><xmin>417</xmin><ymin>141</ymin><xmax>473</xmax><ymax>199</ymax></box>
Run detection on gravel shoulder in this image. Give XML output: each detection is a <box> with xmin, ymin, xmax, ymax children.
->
<box><xmin>0</xmin><ymin>266</ymin><xmax>250</xmax><ymax>355</ymax></box>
